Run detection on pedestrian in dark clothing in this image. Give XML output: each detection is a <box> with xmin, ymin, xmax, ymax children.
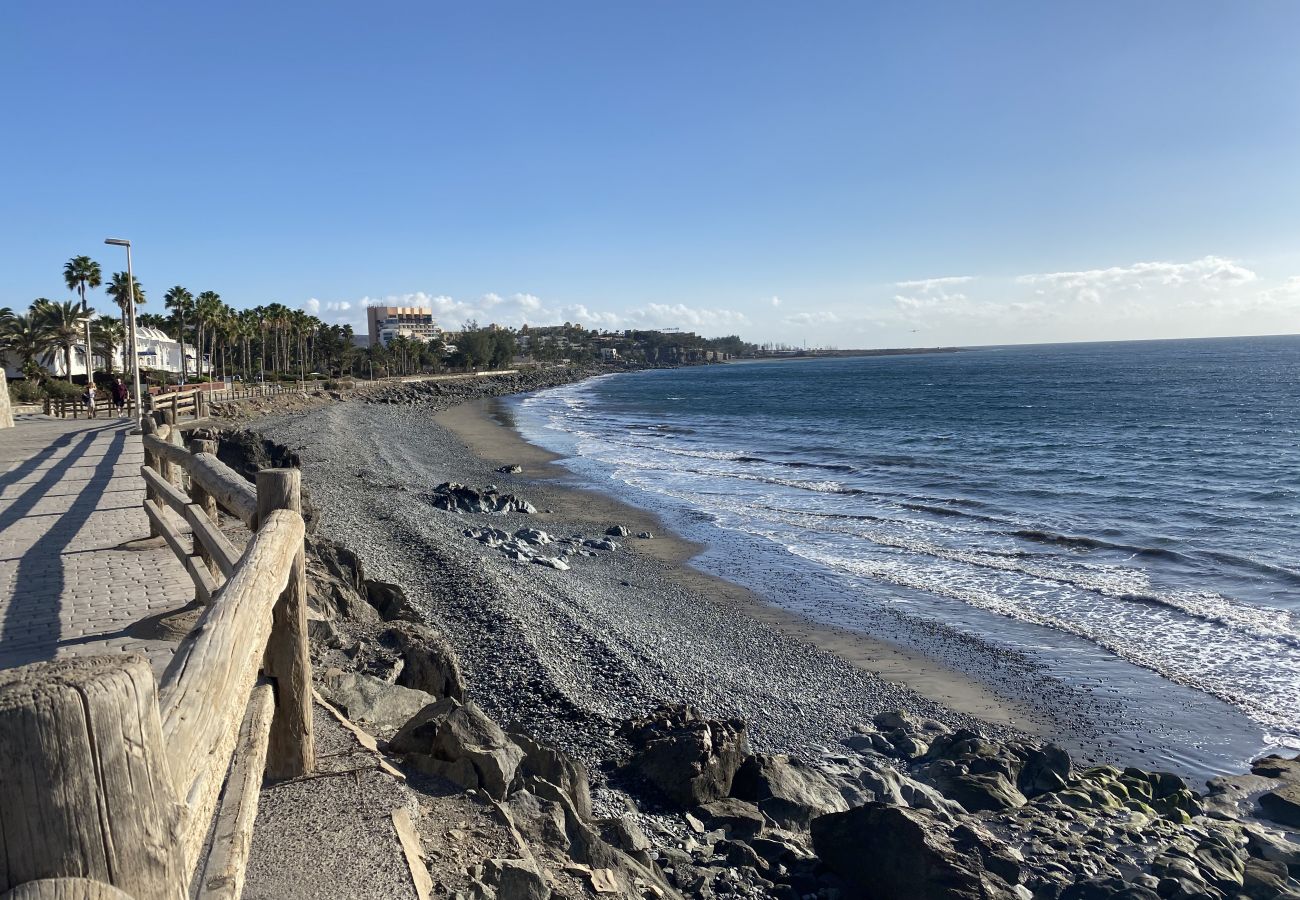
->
<box><xmin>110</xmin><ymin>377</ymin><xmax>129</xmax><ymax>417</ymax></box>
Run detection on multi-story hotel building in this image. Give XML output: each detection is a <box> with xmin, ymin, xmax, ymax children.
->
<box><xmin>366</xmin><ymin>306</ymin><xmax>440</xmax><ymax>347</ymax></box>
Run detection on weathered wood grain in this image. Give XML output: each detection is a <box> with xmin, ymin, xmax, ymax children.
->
<box><xmin>256</xmin><ymin>469</ymin><xmax>315</xmax><ymax>780</ymax></box>
<box><xmin>156</xmin><ymin>509</ymin><xmax>303</xmax><ymax>873</ymax></box>
<box><xmin>0</xmin><ymin>657</ymin><xmax>185</xmax><ymax>900</ymax></box>
<box><xmin>195</xmin><ymin>683</ymin><xmax>273</xmax><ymax>900</ymax></box>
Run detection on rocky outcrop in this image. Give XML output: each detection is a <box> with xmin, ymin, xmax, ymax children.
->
<box><xmin>620</xmin><ymin>704</ymin><xmax>748</xmax><ymax>807</ymax></box>
<box><xmin>512</xmin><ymin>732</ymin><xmax>594</xmax><ymax>822</ymax></box>
<box><xmin>379</xmin><ymin>621</ymin><xmax>466</xmax><ymax>701</ymax></box>
<box><xmin>730</xmin><ymin>754</ymin><xmax>849</xmax><ymax>829</ymax></box>
<box><xmin>812</xmin><ymin>804</ymin><xmax>1022</xmax><ymax>900</ymax></box>
<box><xmin>318</xmin><ymin>671</ymin><xmax>435</xmax><ymax>736</ymax></box>
<box><xmin>390</xmin><ymin>697</ymin><xmax>525</xmax><ymax>799</ymax></box>
<box><xmin>430</xmin><ymin>482</ymin><xmax>537</xmax><ymax>515</ymax></box>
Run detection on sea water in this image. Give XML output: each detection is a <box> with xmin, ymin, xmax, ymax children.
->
<box><xmin>509</xmin><ymin>336</ymin><xmax>1300</xmax><ymax>775</ymax></box>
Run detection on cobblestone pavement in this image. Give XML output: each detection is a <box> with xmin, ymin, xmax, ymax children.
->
<box><xmin>0</xmin><ymin>414</ymin><xmax>193</xmax><ymax>674</ymax></box>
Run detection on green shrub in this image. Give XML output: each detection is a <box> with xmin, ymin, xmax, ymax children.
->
<box><xmin>7</xmin><ymin>379</ymin><xmax>44</xmax><ymax>404</ymax></box>
<box><xmin>43</xmin><ymin>380</ymin><xmax>83</xmax><ymax>401</ymax></box>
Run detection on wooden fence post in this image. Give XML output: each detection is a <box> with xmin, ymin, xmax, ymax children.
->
<box><xmin>255</xmin><ymin>468</ymin><xmax>314</xmax><ymax>779</ymax></box>
<box><xmin>0</xmin><ymin>656</ymin><xmax>186</xmax><ymax>900</ymax></box>
<box><xmin>188</xmin><ymin>439</ymin><xmax>220</xmax><ymax>586</ymax></box>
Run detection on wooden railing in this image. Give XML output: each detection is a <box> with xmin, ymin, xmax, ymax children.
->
<box><xmin>41</xmin><ymin>395</ymin><xmax>137</xmax><ymax>419</ymax></box>
<box><xmin>148</xmin><ymin>388</ymin><xmax>208</xmax><ymax>422</ymax></box>
<box><xmin>0</xmin><ymin>412</ymin><xmax>314</xmax><ymax>900</ymax></box>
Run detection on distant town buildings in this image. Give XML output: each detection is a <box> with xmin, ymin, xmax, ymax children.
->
<box><xmin>366</xmin><ymin>306</ymin><xmax>440</xmax><ymax>347</ymax></box>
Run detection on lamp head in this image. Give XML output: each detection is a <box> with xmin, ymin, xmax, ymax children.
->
<box><xmin>104</xmin><ymin>238</ymin><xmax>130</xmax><ymax>247</ymax></box>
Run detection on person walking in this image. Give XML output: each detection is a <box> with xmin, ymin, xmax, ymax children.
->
<box><xmin>83</xmin><ymin>381</ymin><xmax>97</xmax><ymax>419</ymax></box>
<box><xmin>110</xmin><ymin>377</ymin><xmax>129</xmax><ymax>418</ymax></box>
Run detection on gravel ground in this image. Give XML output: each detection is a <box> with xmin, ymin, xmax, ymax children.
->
<box><xmin>249</xmin><ymin>387</ymin><xmax>1020</xmax><ymax>775</ymax></box>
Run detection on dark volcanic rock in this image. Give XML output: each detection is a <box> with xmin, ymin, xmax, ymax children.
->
<box><xmin>1260</xmin><ymin>783</ymin><xmax>1300</xmax><ymax>829</ymax></box>
<box><xmin>811</xmin><ymin>804</ymin><xmax>1020</xmax><ymax>900</ymax></box>
<box><xmin>379</xmin><ymin>621</ymin><xmax>466</xmax><ymax>701</ymax></box>
<box><xmin>511</xmin><ymin>731</ymin><xmax>594</xmax><ymax>821</ymax></box>
<box><xmin>620</xmin><ymin>704</ymin><xmax>748</xmax><ymax>807</ymax></box>
<box><xmin>430</xmin><ymin>481</ymin><xmax>537</xmax><ymax>515</ymax></box>
<box><xmin>366</xmin><ymin>580</ymin><xmax>420</xmax><ymax>622</ymax></box>
<box><xmin>730</xmin><ymin>753</ymin><xmax>849</xmax><ymax>830</ymax></box>
<box><xmin>390</xmin><ymin>697</ymin><xmax>524</xmax><ymax>799</ymax></box>
<box><xmin>695</xmin><ymin>797</ymin><xmax>766</xmax><ymax>840</ymax></box>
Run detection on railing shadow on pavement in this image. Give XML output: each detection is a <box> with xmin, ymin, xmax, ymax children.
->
<box><xmin>0</xmin><ymin>427</ymin><xmax>127</xmax><ymax>667</ymax></box>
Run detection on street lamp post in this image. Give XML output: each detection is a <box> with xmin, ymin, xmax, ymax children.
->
<box><xmin>104</xmin><ymin>238</ymin><xmax>144</xmax><ymax>432</ymax></box>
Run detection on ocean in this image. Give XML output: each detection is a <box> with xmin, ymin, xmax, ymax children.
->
<box><xmin>508</xmin><ymin>336</ymin><xmax>1300</xmax><ymax>775</ymax></box>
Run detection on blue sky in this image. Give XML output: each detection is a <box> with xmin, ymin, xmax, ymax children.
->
<box><xmin>2</xmin><ymin>1</ymin><xmax>1298</xmax><ymax>346</ymax></box>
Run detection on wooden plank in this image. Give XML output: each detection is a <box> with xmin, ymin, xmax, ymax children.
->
<box><xmin>196</xmin><ymin>683</ymin><xmax>273</xmax><ymax>900</ymax></box>
<box><xmin>157</xmin><ymin>509</ymin><xmax>304</xmax><ymax>875</ymax></box>
<box><xmin>182</xmin><ymin>506</ymin><xmax>239</xmax><ymax>578</ymax></box>
<box><xmin>184</xmin><ymin>555</ymin><xmax>217</xmax><ymax>604</ymax></box>
<box><xmin>144</xmin><ymin>500</ymin><xmax>193</xmax><ymax>568</ymax></box>
<box><xmin>141</xmin><ymin>465</ymin><xmax>191</xmax><ymax>516</ymax></box>
<box><xmin>0</xmin><ymin>657</ymin><xmax>185</xmax><ymax>899</ymax></box>
<box><xmin>312</xmin><ymin>690</ymin><xmax>407</xmax><ymax>781</ymax></box>
<box><xmin>391</xmin><ymin>809</ymin><xmax>433</xmax><ymax>900</ymax></box>
<box><xmin>142</xmin><ymin>437</ymin><xmax>257</xmax><ymax>528</ymax></box>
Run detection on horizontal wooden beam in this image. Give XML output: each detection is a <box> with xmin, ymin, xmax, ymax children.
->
<box><xmin>182</xmin><ymin>506</ymin><xmax>239</xmax><ymax>578</ymax></box>
<box><xmin>141</xmin><ymin>438</ymin><xmax>257</xmax><ymax>528</ymax></box>
<box><xmin>144</xmin><ymin>500</ymin><xmax>191</xmax><ymax>569</ymax></box>
<box><xmin>184</xmin><ymin>556</ymin><xmax>217</xmax><ymax>604</ymax></box>
<box><xmin>156</xmin><ymin>509</ymin><xmax>304</xmax><ymax>876</ymax></box>
<box><xmin>141</xmin><ymin>466</ymin><xmax>190</xmax><ymax>516</ymax></box>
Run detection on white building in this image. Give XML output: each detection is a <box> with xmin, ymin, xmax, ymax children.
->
<box><xmin>135</xmin><ymin>327</ymin><xmax>206</xmax><ymax>375</ymax></box>
<box><xmin>2</xmin><ymin>326</ymin><xmax>205</xmax><ymax>380</ymax></box>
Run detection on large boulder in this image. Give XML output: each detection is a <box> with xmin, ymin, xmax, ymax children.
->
<box><xmin>482</xmin><ymin>858</ymin><xmax>550</xmax><ymax>900</ymax></box>
<box><xmin>1260</xmin><ymin>784</ymin><xmax>1300</xmax><ymax>830</ymax></box>
<box><xmin>1018</xmin><ymin>743</ymin><xmax>1073</xmax><ymax>796</ymax></box>
<box><xmin>920</xmin><ymin>759</ymin><xmax>1027</xmax><ymax>812</ymax></box>
<box><xmin>695</xmin><ymin>798</ymin><xmax>766</xmax><ymax>840</ymax></box>
<box><xmin>730</xmin><ymin>754</ymin><xmax>849</xmax><ymax>830</ymax></box>
<box><xmin>365</xmin><ymin>580</ymin><xmax>420</xmax><ymax>622</ymax></box>
<box><xmin>511</xmin><ymin>731</ymin><xmax>593</xmax><ymax>821</ymax></box>
<box><xmin>620</xmin><ymin>704</ymin><xmax>748</xmax><ymax>807</ymax></box>
<box><xmin>810</xmin><ymin>804</ymin><xmax>1021</xmax><ymax>900</ymax></box>
<box><xmin>318</xmin><ymin>671</ymin><xmax>434</xmax><ymax>736</ymax></box>
<box><xmin>379</xmin><ymin>621</ymin><xmax>465</xmax><ymax>701</ymax></box>
<box><xmin>390</xmin><ymin>697</ymin><xmax>524</xmax><ymax>799</ymax></box>
<box><xmin>305</xmin><ymin>538</ymin><xmax>379</xmax><ymax>623</ymax></box>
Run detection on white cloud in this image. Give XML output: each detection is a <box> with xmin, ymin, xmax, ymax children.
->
<box><xmin>895</xmin><ymin>275</ymin><xmax>975</xmax><ymax>290</ymax></box>
<box><xmin>301</xmin><ymin>298</ymin><xmax>320</xmax><ymax>315</ymax></box>
<box><xmin>317</xmin><ymin>290</ymin><xmax>749</xmax><ymax>335</ymax></box>
<box><xmin>783</xmin><ymin>311</ymin><xmax>841</xmax><ymax>326</ymax></box>
<box><xmin>1015</xmin><ymin>256</ymin><xmax>1258</xmax><ymax>298</ymax></box>
<box><xmin>770</xmin><ymin>295</ymin><xmax>781</xmax><ymax>307</ymax></box>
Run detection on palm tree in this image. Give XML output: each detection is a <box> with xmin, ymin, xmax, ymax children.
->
<box><xmin>90</xmin><ymin>316</ymin><xmax>124</xmax><ymax>373</ymax></box>
<box><xmin>194</xmin><ymin>291</ymin><xmax>222</xmax><ymax>377</ymax></box>
<box><xmin>3</xmin><ymin>313</ymin><xmax>53</xmax><ymax>380</ymax></box>
<box><xmin>33</xmin><ymin>299</ymin><xmax>89</xmax><ymax>382</ymax></box>
<box><xmin>105</xmin><ymin>271</ymin><xmax>145</xmax><ymax>348</ymax></box>
<box><xmin>163</xmin><ymin>286</ymin><xmax>194</xmax><ymax>382</ymax></box>
<box><xmin>64</xmin><ymin>257</ymin><xmax>102</xmax><ymax>378</ymax></box>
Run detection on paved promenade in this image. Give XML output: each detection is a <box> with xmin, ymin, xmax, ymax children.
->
<box><xmin>0</xmin><ymin>415</ymin><xmax>192</xmax><ymax>673</ymax></box>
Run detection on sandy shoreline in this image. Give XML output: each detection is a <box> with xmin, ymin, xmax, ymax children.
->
<box><xmin>434</xmin><ymin>397</ymin><xmax>1038</xmax><ymax>732</ymax></box>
